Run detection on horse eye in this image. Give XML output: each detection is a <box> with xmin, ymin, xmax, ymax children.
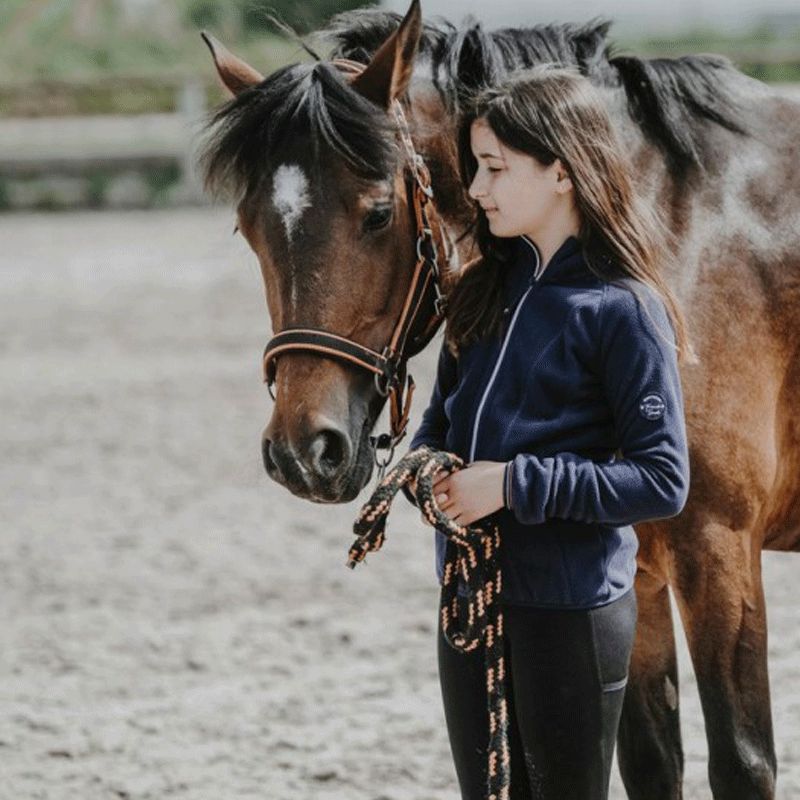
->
<box><xmin>363</xmin><ymin>206</ymin><xmax>393</xmax><ymax>232</ymax></box>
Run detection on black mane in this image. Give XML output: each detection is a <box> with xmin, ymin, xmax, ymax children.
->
<box><xmin>202</xmin><ymin>11</ymin><xmax>748</xmax><ymax>200</ymax></box>
<box><xmin>328</xmin><ymin>11</ymin><xmax>748</xmax><ymax>167</ymax></box>
<box><xmin>328</xmin><ymin>11</ymin><xmax>619</xmax><ymax>94</ymax></box>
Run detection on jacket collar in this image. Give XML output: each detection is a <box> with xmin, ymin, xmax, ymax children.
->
<box><xmin>517</xmin><ymin>234</ymin><xmax>588</xmax><ymax>285</ymax></box>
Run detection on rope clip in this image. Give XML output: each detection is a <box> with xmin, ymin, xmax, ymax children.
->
<box><xmin>370</xmin><ymin>432</ymin><xmax>397</xmax><ymax>482</ymax></box>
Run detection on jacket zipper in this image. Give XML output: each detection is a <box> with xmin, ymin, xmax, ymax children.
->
<box><xmin>468</xmin><ymin>240</ymin><xmax>540</xmax><ymax>462</ymax></box>
<box><xmin>521</xmin><ymin>235</ymin><xmax>546</xmax><ymax>280</ymax></box>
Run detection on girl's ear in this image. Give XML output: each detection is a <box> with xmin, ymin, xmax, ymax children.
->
<box><xmin>553</xmin><ymin>159</ymin><xmax>574</xmax><ymax>194</ymax></box>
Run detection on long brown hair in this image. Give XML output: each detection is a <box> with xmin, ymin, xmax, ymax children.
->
<box><xmin>447</xmin><ymin>64</ymin><xmax>693</xmax><ymax>363</ymax></box>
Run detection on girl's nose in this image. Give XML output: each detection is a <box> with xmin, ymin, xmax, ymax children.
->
<box><xmin>468</xmin><ymin>175</ymin><xmax>485</xmax><ymax>200</ymax></box>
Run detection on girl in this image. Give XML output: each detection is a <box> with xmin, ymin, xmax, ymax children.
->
<box><xmin>408</xmin><ymin>64</ymin><xmax>691</xmax><ymax>800</ymax></box>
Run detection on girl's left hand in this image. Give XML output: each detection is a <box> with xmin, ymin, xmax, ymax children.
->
<box><xmin>432</xmin><ymin>461</ymin><xmax>507</xmax><ymax>527</ymax></box>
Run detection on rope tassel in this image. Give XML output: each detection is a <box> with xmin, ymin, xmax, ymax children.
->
<box><xmin>349</xmin><ymin>446</ymin><xmax>510</xmax><ymax>800</ymax></box>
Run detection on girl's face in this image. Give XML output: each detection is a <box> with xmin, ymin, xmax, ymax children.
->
<box><xmin>468</xmin><ymin>118</ymin><xmax>573</xmax><ymax>240</ymax></box>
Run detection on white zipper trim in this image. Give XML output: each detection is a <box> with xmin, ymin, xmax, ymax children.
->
<box><xmin>468</xmin><ymin>239</ymin><xmax>540</xmax><ymax>462</ymax></box>
<box><xmin>521</xmin><ymin>235</ymin><xmax>546</xmax><ymax>281</ymax></box>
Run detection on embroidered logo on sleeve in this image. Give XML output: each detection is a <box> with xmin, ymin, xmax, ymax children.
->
<box><xmin>639</xmin><ymin>393</ymin><xmax>666</xmax><ymax>420</ymax></box>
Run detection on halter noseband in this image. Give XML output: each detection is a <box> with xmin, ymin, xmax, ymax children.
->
<box><xmin>262</xmin><ymin>59</ymin><xmax>448</xmax><ymax>475</ymax></box>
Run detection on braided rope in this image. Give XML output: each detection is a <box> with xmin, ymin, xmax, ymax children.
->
<box><xmin>348</xmin><ymin>446</ymin><xmax>510</xmax><ymax>800</ymax></box>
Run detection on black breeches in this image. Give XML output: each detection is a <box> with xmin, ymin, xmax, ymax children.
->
<box><xmin>437</xmin><ymin>589</ymin><xmax>637</xmax><ymax>800</ymax></box>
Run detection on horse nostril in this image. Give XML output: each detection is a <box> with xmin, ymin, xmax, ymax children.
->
<box><xmin>262</xmin><ymin>437</ymin><xmax>278</xmax><ymax>475</ymax></box>
<box><xmin>308</xmin><ymin>428</ymin><xmax>349</xmax><ymax>475</ymax></box>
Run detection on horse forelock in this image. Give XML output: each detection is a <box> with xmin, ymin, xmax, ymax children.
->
<box><xmin>200</xmin><ymin>61</ymin><xmax>400</xmax><ymax>208</ymax></box>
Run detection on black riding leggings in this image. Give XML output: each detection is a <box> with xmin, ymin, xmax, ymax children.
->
<box><xmin>438</xmin><ymin>588</ymin><xmax>637</xmax><ymax>800</ymax></box>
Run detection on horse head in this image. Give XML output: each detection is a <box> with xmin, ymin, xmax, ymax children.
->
<box><xmin>202</xmin><ymin>1</ymin><xmax>452</xmax><ymax>503</ymax></box>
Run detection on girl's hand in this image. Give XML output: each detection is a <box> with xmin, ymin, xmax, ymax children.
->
<box><xmin>429</xmin><ymin>461</ymin><xmax>506</xmax><ymax>527</ymax></box>
<box><xmin>412</xmin><ymin>469</ymin><xmax>448</xmax><ymax>527</ymax></box>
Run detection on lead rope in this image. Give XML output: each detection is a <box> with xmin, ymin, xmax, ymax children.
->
<box><xmin>348</xmin><ymin>446</ymin><xmax>510</xmax><ymax>800</ymax></box>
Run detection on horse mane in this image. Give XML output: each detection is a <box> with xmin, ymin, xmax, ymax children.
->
<box><xmin>327</xmin><ymin>11</ymin><xmax>618</xmax><ymax>91</ymax></box>
<box><xmin>201</xmin><ymin>10</ymin><xmax>749</xmax><ymax>199</ymax></box>
<box><xmin>328</xmin><ymin>10</ymin><xmax>748</xmax><ymax>169</ymax></box>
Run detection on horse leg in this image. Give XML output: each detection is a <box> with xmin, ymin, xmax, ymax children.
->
<box><xmin>673</xmin><ymin>521</ymin><xmax>776</xmax><ymax>799</ymax></box>
<box><xmin>617</xmin><ymin>565</ymin><xmax>684</xmax><ymax>800</ymax></box>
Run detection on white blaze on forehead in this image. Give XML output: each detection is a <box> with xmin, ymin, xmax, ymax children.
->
<box><xmin>271</xmin><ymin>163</ymin><xmax>311</xmax><ymax>242</ymax></box>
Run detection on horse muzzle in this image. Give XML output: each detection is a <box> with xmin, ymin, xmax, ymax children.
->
<box><xmin>262</xmin><ymin>412</ymin><xmax>371</xmax><ymax>502</ymax></box>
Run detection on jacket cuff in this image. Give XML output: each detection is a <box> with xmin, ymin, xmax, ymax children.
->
<box><xmin>506</xmin><ymin>454</ymin><xmax>550</xmax><ymax>526</ymax></box>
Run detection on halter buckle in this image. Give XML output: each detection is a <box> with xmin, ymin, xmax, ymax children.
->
<box><xmin>416</xmin><ymin>231</ymin><xmax>434</xmax><ymax>262</ymax></box>
<box><xmin>374</xmin><ymin>368</ymin><xmax>394</xmax><ymax>398</ymax></box>
<box><xmin>374</xmin><ymin>347</ymin><xmax>400</xmax><ymax>398</ymax></box>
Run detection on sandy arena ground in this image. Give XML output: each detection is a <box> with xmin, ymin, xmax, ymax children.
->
<box><xmin>0</xmin><ymin>207</ymin><xmax>797</xmax><ymax>799</ymax></box>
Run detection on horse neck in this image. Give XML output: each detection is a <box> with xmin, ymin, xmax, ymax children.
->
<box><xmin>406</xmin><ymin>80</ymin><xmax>477</xmax><ymax>288</ymax></box>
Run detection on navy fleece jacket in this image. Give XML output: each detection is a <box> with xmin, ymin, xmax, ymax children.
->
<box><xmin>409</xmin><ymin>235</ymin><xmax>690</xmax><ymax>608</ymax></box>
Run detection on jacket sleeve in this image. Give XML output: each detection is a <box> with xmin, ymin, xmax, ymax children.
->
<box><xmin>402</xmin><ymin>339</ymin><xmax>457</xmax><ymax>508</ymax></box>
<box><xmin>505</xmin><ymin>283</ymin><xmax>690</xmax><ymax>527</ymax></box>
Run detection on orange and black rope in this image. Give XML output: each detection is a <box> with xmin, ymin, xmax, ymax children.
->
<box><xmin>349</xmin><ymin>446</ymin><xmax>510</xmax><ymax>800</ymax></box>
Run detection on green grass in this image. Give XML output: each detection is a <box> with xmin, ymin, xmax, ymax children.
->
<box><xmin>0</xmin><ymin>0</ymin><xmax>307</xmax><ymax>84</ymax></box>
<box><xmin>616</xmin><ymin>26</ymin><xmax>800</xmax><ymax>81</ymax></box>
<box><xmin>0</xmin><ymin>0</ymin><xmax>308</xmax><ymax>114</ymax></box>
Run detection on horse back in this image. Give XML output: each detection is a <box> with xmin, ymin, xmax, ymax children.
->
<box><xmin>652</xmin><ymin>80</ymin><xmax>800</xmax><ymax>552</ymax></box>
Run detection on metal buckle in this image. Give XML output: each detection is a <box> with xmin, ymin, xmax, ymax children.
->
<box><xmin>416</xmin><ymin>230</ymin><xmax>434</xmax><ymax>262</ymax></box>
<box><xmin>374</xmin><ymin>347</ymin><xmax>399</xmax><ymax>398</ymax></box>
<box><xmin>370</xmin><ymin>432</ymin><xmax>397</xmax><ymax>482</ymax></box>
<box><xmin>373</xmin><ymin>370</ymin><xmax>391</xmax><ymax>398</ymax></box>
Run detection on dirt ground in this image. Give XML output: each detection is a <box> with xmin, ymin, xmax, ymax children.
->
<box><xmin>1</xmin><ymin>207</ymin><xmax>797</xmax><ymax>800</ymax></box>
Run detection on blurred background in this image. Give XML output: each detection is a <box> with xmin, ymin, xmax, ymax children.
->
<box><xmin>0</xmin><ymin>0</ymin><xmax>798</xmax><ymax>211</ymax></box>
<box><xmin>1</xmin><ymin>3</ymin><xmax>798</xmax><ymax>799</ymax></box>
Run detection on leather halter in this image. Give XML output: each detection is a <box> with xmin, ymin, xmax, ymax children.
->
<box><xmin>262</xmin><ymin>59</ymin><xmax>448</xmax><ymax>474</ymax></box>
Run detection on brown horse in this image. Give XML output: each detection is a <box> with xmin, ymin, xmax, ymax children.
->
<box><xmin>200</xmin><ymin>2</ymin><xmax>800</xmax><ymax>797</ymax></box>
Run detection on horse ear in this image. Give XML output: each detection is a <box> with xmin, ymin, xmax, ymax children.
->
<box><xmin>201</xmin><ymin>32</ymin><xmax>263</xmax><ymax>97</ymax></box>
<box><xmin>351</xmin><ymin>0</ymin><xmax>422</xmax><ymax>108</ymax></box>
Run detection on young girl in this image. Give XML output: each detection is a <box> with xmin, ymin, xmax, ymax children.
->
<box><xmin>408</xmin><ymin>64</ymin><xmax>691</xmax><ymax>800</ymax></box>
